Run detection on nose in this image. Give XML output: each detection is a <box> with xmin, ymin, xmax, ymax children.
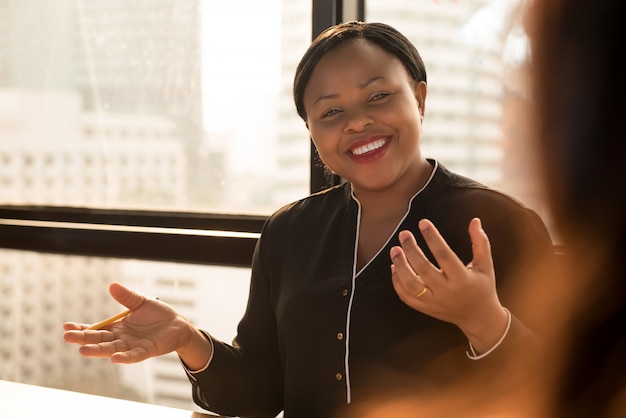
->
<box><xmin>343</xmin><ymin>108</ymin><xmax>373</xmax><ymax>133</ymax></box>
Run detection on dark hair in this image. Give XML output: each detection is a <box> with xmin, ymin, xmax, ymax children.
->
<box><xmin>293</xmin><ymin>21</ymin><xmax>427</xmax><ymax>120</ymax></box>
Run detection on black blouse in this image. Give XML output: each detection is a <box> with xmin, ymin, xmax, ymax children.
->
<box><xmin>185</xmin><ymin>160</ymin><xmax>554</xmax><ymax>418</ymax></box>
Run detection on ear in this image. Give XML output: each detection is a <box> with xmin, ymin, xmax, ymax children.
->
<box><xmin>414</xmin><ymin>81</ymin><xmax>427</xmax><ymax>117</ymax></box>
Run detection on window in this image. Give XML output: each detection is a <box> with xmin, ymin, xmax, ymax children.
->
<box><xmin>0</xmin><ymin>248</ymin><xmax>250</xmax><ymax>411</ymax></box>
<box><xmin>0</xmin><ymin>0</ymin><xmax>312</xmax><ymax>214</ymax></box>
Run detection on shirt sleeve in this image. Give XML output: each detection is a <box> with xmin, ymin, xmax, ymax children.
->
<box><xmin>180</xmin><ymin>225</ymin><xmax>285</xmax><ymax>418</ymax></box>
<box><xmin>180</xmin><ymin>329</ymin><xmax>214</xmax><ymax>377</ymax></box>
<box><xmin>464</xmin><ymin>311</ymin><xmax>544</xmax><ymax>371</ymax></box>
<box><xmin>466</xmin><ymin>308</ymin><xmax>512</xmax><ymax>360</ymax></box>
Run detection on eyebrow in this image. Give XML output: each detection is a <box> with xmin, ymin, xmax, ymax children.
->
<box><xmin>359</xmin><ymin>76</ymin><xmax>383</xmax><ymax>89</ymax></box>
<box><xmin>313</xmin><ymin>76</ymin><xmax>385</xmax><ymax>105</ymax></box>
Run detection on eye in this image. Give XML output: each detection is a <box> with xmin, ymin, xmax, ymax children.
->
<box><xmin>321</xmin><ymin>108</ymin><xmax>341</xmax><ymax>119</ymax></box>
<box><xmin>369</xmin><ymin>92</ymin><xmax>390</xmax><ymax>102</ymax></box>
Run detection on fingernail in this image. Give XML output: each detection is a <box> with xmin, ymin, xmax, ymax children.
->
<box><xmin>398</xmin><ymin>230</ymin><xmax>410</xmax><ymax>243</ymax></box>
<box><xmin>390</xmin><ymin>247</ymin><xmax>400</xmax><ymax>259</ymax></box>
<box><xmin>419</xmin><ymin>219</ymin><xmax>430</xmax><ymax>232</ymax></box>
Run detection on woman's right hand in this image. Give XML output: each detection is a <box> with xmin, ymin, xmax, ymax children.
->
<box><xmin>390</xmin><ymin>218</ymin><xmax>509</xmax><ymax>355</ymax></box>
<box><xmin>63</xmin><ymin>282</ymin><xmax>196</xmax><ymax>364</ymax></box>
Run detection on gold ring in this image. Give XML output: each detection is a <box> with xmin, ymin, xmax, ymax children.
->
<box><xmin>415</xmin><ymin>286</ymin><xmax>429</xmax><ymax>298</ymax></box>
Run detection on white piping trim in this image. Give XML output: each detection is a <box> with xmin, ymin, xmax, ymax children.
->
<box><xmin>407</xmin><ymin>159</ymin><xmax>438</xmax><ymax>208</ymax></box>
<box><xmin>351</xmin><ymin>160</ymin><xmax>438</xmax><ymax>277</ymax></box>
<box><xmin>343</xmin><ymin>160</ymin><xmax>438</xmax><ymax>404</ymax></box>
<box><xmin>343</xmin><ymin>197</ymin><xmax>360</xmax><ymax>404</ymax></box>
<box><xmin>466</xmin><ymin>307</ymin><xmax>512</xmax><ymax>360</ymax></box>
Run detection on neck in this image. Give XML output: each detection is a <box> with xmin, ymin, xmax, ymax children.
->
<box><xmin>352</xmin><ymin>158</ymin><xmax>434</xmax><ymax>217</ymax></box>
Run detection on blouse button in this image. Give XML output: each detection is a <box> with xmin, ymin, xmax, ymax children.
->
<box><xmin>337</xmin><ymin>332</ymin><xmax>343</xmax><ymax>341</ymax></box>
<box><xmin>336</xmin><ymin>373</ymin><xmax>343</xmax><ymax>381</ymax></box>
<box><xmin>342</xmin><ymin>289</ymin><xmax>349</xmax><ymax>297</ymax></box>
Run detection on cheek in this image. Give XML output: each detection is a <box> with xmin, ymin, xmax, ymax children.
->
<box><xmin>311</xmin><ymin>139</ymin><xmax>336</xmax><ymax>166</ymax></box>
<box><xmin>309</xmin><ymin>129</ymin><xmax>343</xmax><ymax>171</ymax></box>
<box><xmin>390</xmin><ymin>107</ymin><xmax>421</xmax><ymax>137</ymax></box>
<box><xmin>309</xmin><ymin>125</ymin><xmax>336</xmax><ymax>152</ymax></box>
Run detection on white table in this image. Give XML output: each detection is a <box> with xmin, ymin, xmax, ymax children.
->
<box><xmin>0</xmin><ymin>380</ymin><xmax>221</xmax><ymax>418</ymax></box>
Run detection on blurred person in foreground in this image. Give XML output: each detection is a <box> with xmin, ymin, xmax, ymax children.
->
<box><xmin>526</xmin><ymin>0</ymin><xmax>626</xmax><ymax>416</ymax></box>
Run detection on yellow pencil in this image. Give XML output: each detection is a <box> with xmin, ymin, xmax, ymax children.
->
<box><xmin>86</xmin><ymin>308</ymin><xmax>131</xmax><ymax>330</ymax></box>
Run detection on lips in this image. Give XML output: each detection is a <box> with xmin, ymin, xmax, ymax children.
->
<box><xmin>350</xmin><ymin>138</ymin><xmax>388</xmax><ymax>155</ymax></box>
<box><xmin>347</xmin><ymin>136</ymin><xmax>390</xmax><ymax>162</ymax></box>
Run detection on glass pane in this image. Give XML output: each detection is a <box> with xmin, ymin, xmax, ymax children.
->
<box><xmin>366</xmin><ymin>0</ymin><xmax>551</xmax><ymax>228</ymax></box>
<box><xmin>0</xmin><ymin>248</ymin><xmax>251</xmax><ymax>411</ymax></box>
<box><xmin>0</xmin><ymin>0</ymin><xmax>312</xmax><ymax>215</ymax></box>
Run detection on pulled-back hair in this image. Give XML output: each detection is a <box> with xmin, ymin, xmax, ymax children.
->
<box><xmin>293</xmin><ymin>21</ymin><xmax>427</xmax><ymax>120</ymax></box>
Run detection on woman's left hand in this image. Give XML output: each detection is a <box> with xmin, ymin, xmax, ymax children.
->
<box><xmin>390</xmin><ymin>217</ymin><xmax>509</xmax><ymax>353</ymax></box>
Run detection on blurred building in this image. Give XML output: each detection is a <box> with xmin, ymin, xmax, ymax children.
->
<box><xmin>0</xmin><ymin>0</ymin><xmax>208</xmax><ymax>411</ymax></box>
<box><xmin>0</xmin><ymin>248</ymin><xmax>141</xmax><ymax>400</ymax></box>
<box><xmin>275</xmin><ymin>0</ymin><xmax>313</xmax><ymax>205</ymax></box>
<box><xmin>0</xmin><ymin>0</ymin><xmax>205</xmax><ymax>208</ymax></box>
<box><xmin>0</xmin><ymin>88</ymin><xmax>191</xmax><ymax>408</ymax></box>
<box><xmin>0</xmin><ymin>90</ymin><xmax>186</xmax><ymax>207</ymax></box>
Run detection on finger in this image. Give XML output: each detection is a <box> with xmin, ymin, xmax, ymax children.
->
<box><xmin>390</xmin><ymin>263</ymin><xmax>428</xmax><ymax>305</ymax></box>
<box><xmin>467</xmin><ymin>217</ymin><xmax>495</xmax><ymax>273</ymax></box>
<box><xmin>64</xmin><ymin>330</ymin><xmax>87</xmax><ymax>344</ymax></box>
<box><xmin>391</xmin><ymin>264</ymin><xmax>411</xmax><ymax>304</ymax></box>
<box><xmin>78</xmin><ymin>338</ymin><xmax>128</xmax><ymax>358</ymax></box>
<box><xmin>396</xmin><ymin>228</ymin><xmax>440</xmax><ymax>283</ymax></box>
<box><xmin>63</xmin><ymin>322</ymin><xmax>89</xmax><ymax>331</ymax></box>
<box><xmin>417</xmin><ymin>219</ymin><xmax>466</xmax><ymax>279</ymax></box>
<box><xmin>109</xmin><ymin>282</ymin><xmax>147</xmax><ymax>311</ymax></box>
<box><xmin>111</xmin><ymin>346</ymin><xmax>151</xmax><ymax>364</ymax></box>
<box><xmin>390</xmin><ymin>246</ymin><xmax>427</xmax><ymax>293</ymax></box>
<box><xmin>64</xmin><ymin>329</ymin><xmax>116</xmax><ymax>345</ymax></box>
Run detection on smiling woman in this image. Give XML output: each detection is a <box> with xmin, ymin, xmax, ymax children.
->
<box><xmin>301</xmin><ymin>36</ymin><xmax>430</xmax><ymax>198</ymax></box>
<box><xmin>62</xmin><ymin>21</ymin><xmax>555</xmax><ymax>418</ymax></box>
<box><xmin>1</xmin><ymin>1</ymin><xmax>552</xmax><ymax>417</ymax></box>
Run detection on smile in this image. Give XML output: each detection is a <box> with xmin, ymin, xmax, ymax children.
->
<box><xmin>350</xmin><ymin>138</ymin><xmax>388</xmax><ymax>156</ymax></box>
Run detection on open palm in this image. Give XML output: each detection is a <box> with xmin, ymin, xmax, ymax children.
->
<box><xmin>63</xmin><ymin>283</ymin><xmax>192</xmax><ymax>364</ymax></box>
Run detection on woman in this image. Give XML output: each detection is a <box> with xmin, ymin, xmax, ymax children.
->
<box><xmin>64</xmin><ymin>22</ymin><xmax>554</xmax><ymax>418</ymax></box>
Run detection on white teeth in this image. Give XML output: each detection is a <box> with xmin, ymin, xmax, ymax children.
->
<box><xmin>351</xmin><ymin>139</ymin><xmax>387</xmax><ymax>155</ymax></box>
